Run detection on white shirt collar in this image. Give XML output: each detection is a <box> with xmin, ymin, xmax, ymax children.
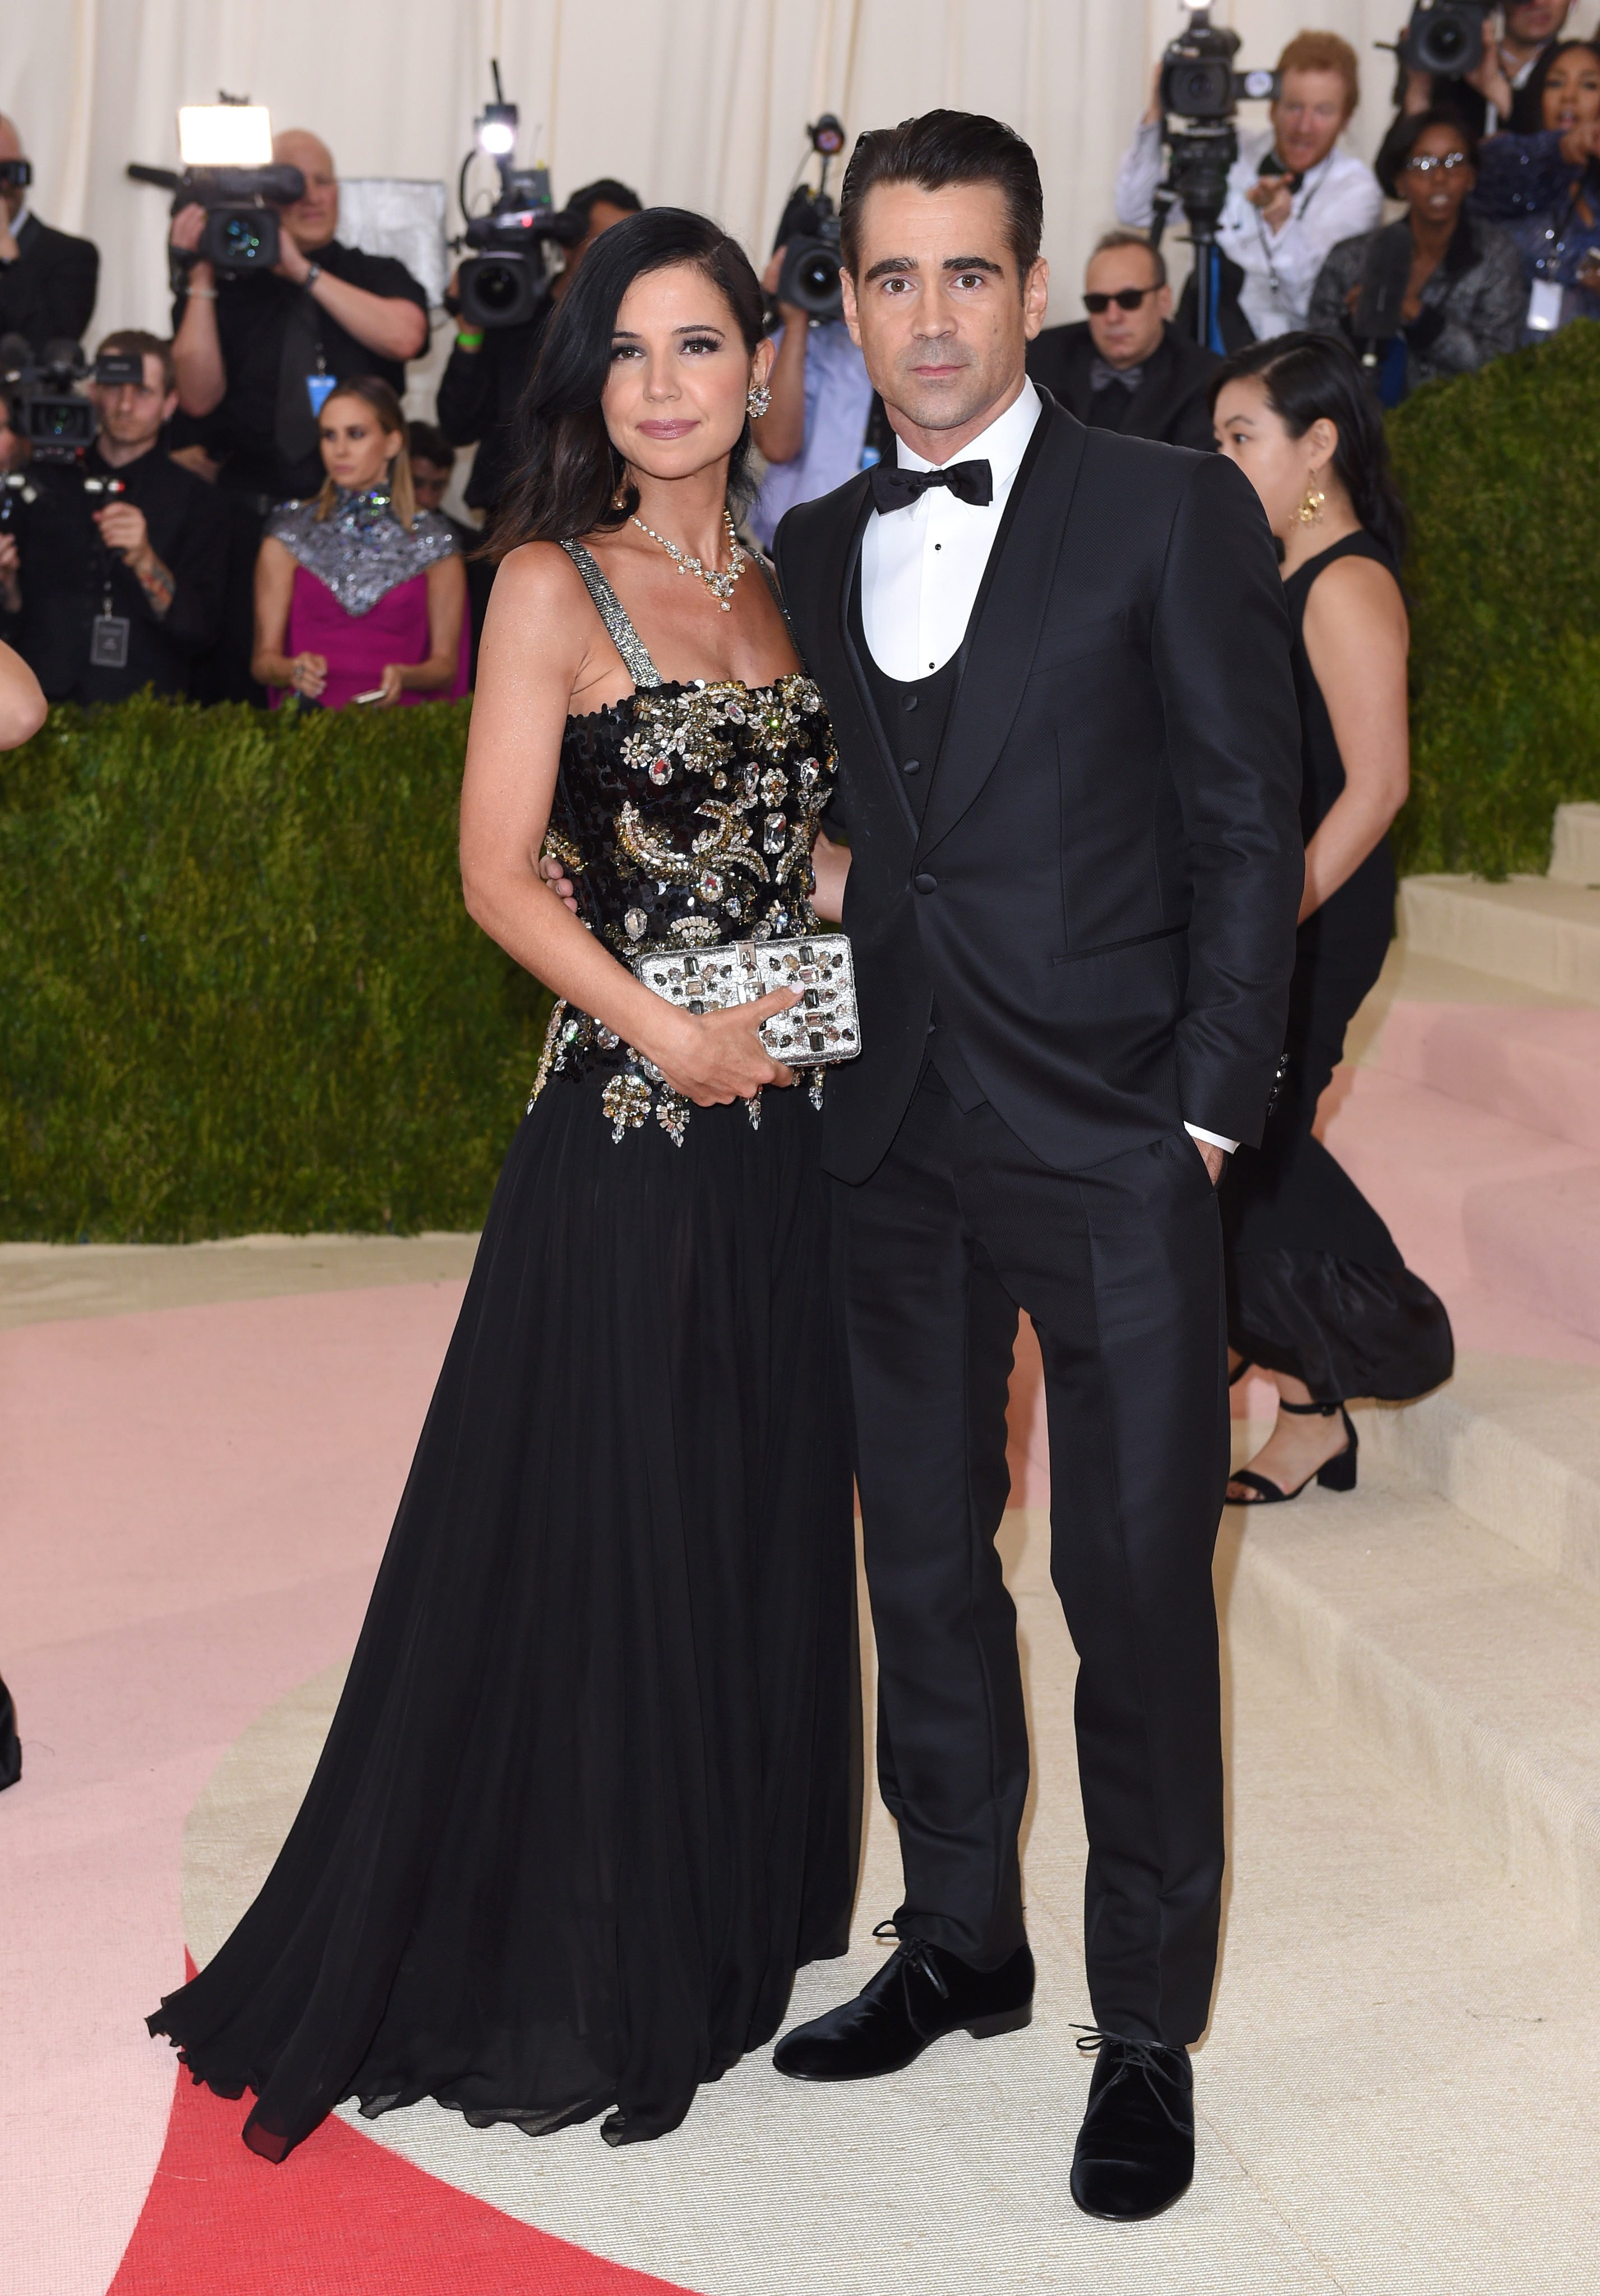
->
<box><xmin>7</xmin><ymin>202</ymin><xmax>31</xmax><ymax>238</ymax></box>
<box><xmin>894</xmin><ymin>376</ymin><xmax>1042</xmax><ymax>482</ymax></box>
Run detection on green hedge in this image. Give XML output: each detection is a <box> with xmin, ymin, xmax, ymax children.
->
<box><xmin>0</xmin><ymin>697</ymin><xmax>547</xmax><ymax>1240</ymax></box>
<box><xmin>3</xmin><ymin>336</ymin><xmax>1597</xmax><ymax>1238</ymax></box>
<box><xmin>1389</xmin><ymin>318</ymin><xmax>1600</xmax><ymax>879</ymax></box>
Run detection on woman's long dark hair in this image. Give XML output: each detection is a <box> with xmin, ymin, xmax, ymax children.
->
<box><xmin>487</xmin><ymin>208</ymin><xmax>766</xmax><ymax>558</ymax></box>
<box><xmin>1525</xmin><ymin>36</ymin><xmax>1600</xmax><ymax>132</ymax></box>
<box><xmin>1209</xmin><ymin>331</ymin><xmax>1408</xmax><ymax>566</ymax></box>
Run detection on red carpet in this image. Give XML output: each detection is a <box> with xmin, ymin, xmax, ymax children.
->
<box><xmin>112</xmin><ymin>1972</ymin><xmax>696</xmax><ymax>2296</ymax></box>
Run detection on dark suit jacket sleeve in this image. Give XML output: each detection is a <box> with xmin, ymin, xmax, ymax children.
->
<box><xmin>773</xmin><ymin>507</ymin><xmax>849</xmax><ymax>839</ymax></box>
<box><xmin>50</xmin><ymin>233</ymin><xmax>99</xmax><ymax>345</ymax></box>
<box><xmin>1150</xmin><ymin>452</ymin><xmax>1302</xmax><ymax>1148</ymax></box>
<box><xmin>148</xmin><ymin>478</ymin><xmax>229</xmax><ymax>656</ymax></box>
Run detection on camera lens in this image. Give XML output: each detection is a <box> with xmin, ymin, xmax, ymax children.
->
<box><xmin>796</xmin><ymin>250</ymin><xmax>840</xmax><ymax>307</ymax></box>
<box><xmin>475</xmin><ymin>262</ymin><xmax>522</xmax><ymax>315</ymax></box>
<box><xmin>223</xmin><ymin>215</ymin><xmax>264</xmax><ymax>262</ymax></box>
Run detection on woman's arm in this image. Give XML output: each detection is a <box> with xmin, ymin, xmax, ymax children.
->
<box><xmin>751</xmin><ymin>308</ymin><xmax>808</xmax><ymax>466</ymax></box>
<box><xmin>810</xmin><ymin>830</ymin><xmax>850</xmax><ymax>923</ymax></box>
<box><xmin>1299</xmin><ymin>555</ymin><xmax>1410</xmax><ymax>923</ymax></box>
<box><xmin>0</xmin><ymin>638</ymin><xmax>47</xmax><ymax>747</ymax></box>
<box><xmin>461</xmin><ymin>545</ymin><xmax>797</xmax><ymax>1107</ymax></box>
<box><xmin>250</xmin><ymin>536</ymin><xmax>326</xmax><ymax>698</ymax></box>
<box><xmin>376</xmin><ymin>553</ymin><xmax>467</xmax><ymax>703</ymax></box>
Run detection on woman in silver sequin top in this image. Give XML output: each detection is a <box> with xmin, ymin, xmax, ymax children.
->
<box><xmin>253</xmin><ymin>374</ymin><xmax>467</xmax><ymax>710</ymax></box>
<box><xmin>150</xmin><ymin>209</ymin><xmax>858</xmax><ymax>2166</ymax></box>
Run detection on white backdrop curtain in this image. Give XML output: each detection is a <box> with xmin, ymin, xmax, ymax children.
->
<box><xmin>7</xmin><ymin>2</ymin><xmax>1598</xmax><ymax>364</ymax></box>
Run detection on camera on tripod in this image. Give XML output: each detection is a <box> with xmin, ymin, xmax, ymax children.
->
<box><xmin>128</xmin><ymin>101</ymin><xmax>307</xmax><ymax>282</ymax></box>
<box><xmin>1403</xmin><ymin>0</ymin><xmax>1491</xmax><ymax>77</ymax></box>
<box><xmin>771</xmin><ymin>117</ymin><xmax>849</xmax><ymax>327</ymax></box>
<box><xmin>0</xmin><ymin>336</ymin><xmax>143</xmax><ymax>466</ymax></box>
<box><xmin>1149</xmin><ymin>6</ymin><xmax>1276</xmax><ymax>345</ymax></box>
<box><xmin>452</xmin><ymin>63</ymin><xmax>585</xmax><ymax>331</ymax></box>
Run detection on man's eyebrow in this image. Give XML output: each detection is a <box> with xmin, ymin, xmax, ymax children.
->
<box><xmin>943</xmin><ymin>255</ymin><xmax>1003</xmax><ymax>275</ymax></box>
<box><xmin>863</xmin><ymin>255</ymin><xmax>916</xmax><ymax>282</ymax></box>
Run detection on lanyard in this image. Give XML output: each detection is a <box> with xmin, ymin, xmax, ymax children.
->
<box><xmin>1253</xmin><ymin>164</ymin><xmax>1324</xmax><ymax>311</ymax></box>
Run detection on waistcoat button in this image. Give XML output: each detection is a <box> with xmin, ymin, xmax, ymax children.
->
<box><xmin>913</xmin><ymin>872</ymin><xmax>938</xmax><ymax>894</ymax></box>
<box><xmin>903</xmin><ymin>757</ymin><xmax>922</xmax><ymax>775</ymax></box>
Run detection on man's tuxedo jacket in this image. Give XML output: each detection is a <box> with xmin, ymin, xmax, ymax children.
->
<box><xmin>0</xmin><ymin>214</ymin><xmax>99</xmax><ymax>355</ymax></box>
<box><xmin>773</xmin><ymin>392</ymin><xmax>1303</xmax><ymax>1186</ymax></box>
<box><xmin>1025</xmin><ymin>319</ymin><xmax>1221</xmax><ymax>455</ymax></box>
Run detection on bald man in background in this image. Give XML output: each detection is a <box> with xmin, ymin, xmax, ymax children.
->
<box><xmin>169</xmin><ymin>128</ymin><xmax>429</xmax><ymax>510</ymax></box>
<box><xmin>0</xmin><ymin>114</ymin><xmax>99</xmax><ymax>353</ymax></box>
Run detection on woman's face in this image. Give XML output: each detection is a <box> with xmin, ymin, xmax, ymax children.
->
<box><xmin>318</xmin><ymin>399</ymin><xmax>403</xmax><ymax>495</ymax></box>
<box><xmin>1399</xmin><ymin>122</ymin><xmax>1476</xmax><ymax>228</ymax></box>
<box><xmin>1543</xmin><ymin>47</ymin><xmax>1600</xmax><ymax>133</ymax></box>
<box><xmin>1213</xmin><ymin>375</ymin><xmax>1336</xmax><ymax>540</ymax></box>
<box><xmin>602</xmin><ymin>261</ymin><xmax>770</xmax><ymax>484</ymax></box>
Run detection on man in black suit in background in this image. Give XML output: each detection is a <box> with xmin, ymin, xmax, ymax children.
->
<box><xmin>0</xmin><ymin>115</ymin><xmax>99</xmax><ymax>354</ymax></box>
<box><xmin>769</xmin><ymin>112</ymin><xmax>1302</xmax><ymax>2220</ymax></box>
<box><xmin>1026</xmin><ymin>229</ymin><xmax>1219</xmax><ymax>452</ymax></box>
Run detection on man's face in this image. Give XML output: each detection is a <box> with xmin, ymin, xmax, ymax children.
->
<box><xmin>274</xmin><ymin>131</ymin><xmax>340</xmax><ymax>251</ymax></box>
<box><xmin>841</xmin><ymin>179</ymin><xmax>1047</xmax><ymax>451</ymax></box>
<box><xmin>0</xmin><ymin>116</ymin><xmax>24</xmax><ymax>222</ymax></box>
<box><xmin>410</xmin><ymin>456</ymin><xmax>451</xmax><ymax>511</ymax></box>
<box><xmin>1507</xmin><ymin>1</ymin><xmax>1573</xmax><ymax>44</ymax></box>
<box><xmin>89</xmin><ymin>354</ymin><xmax>175</xmax><ymax>454</ymax></box>
<box><xmin>1083</xmin><ymin>244</ymin><xmax>1170</xmax><ymax>369</ymax></box>
<box><xmin>1270</xmin><ymin>69</ymin><xmax>1351</xmax><ymax>176</ymax></box>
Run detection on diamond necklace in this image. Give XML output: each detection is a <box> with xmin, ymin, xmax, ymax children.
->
<box><xmin>630</xmin><ymin>507</ymin><xmax>748</xmax><ymax>612</ymax></box>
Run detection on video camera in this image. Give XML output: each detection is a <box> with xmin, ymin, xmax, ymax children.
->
<box><xmin>1402</xmin><ymin>0</ymin><xmax>1491</xmax><ymax>78</ymax></box>
<box><xmin>128</xmin><ymin>100</ymin><xmax>306</xmax><ymax>284</ymax></box>
<box><xmin>453</xmin><ymin>63</ymin><xmax>585</xmax><ymax>330</ymax></box>
<box><xmin>771</xmin><ymin>117</ymin><xmax>849</xmax><ymax>327</ymax></box>
<box><xmin>0</xmin><ymin>336</ymin><xmax>143</xmax><ymax>466</ymax></box>
<box><xmin>1149</xmin><ymin>6</ymin><xmax>1277</xmax><ymax>345</ymax></box>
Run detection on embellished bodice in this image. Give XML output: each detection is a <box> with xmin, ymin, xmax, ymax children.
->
<box><xmin>531</xmin><ymin>541</ymin><xmax>839</xmax><ymax>1142</ymax></box>
<box><xmin>266</xmin><ymin>489</ymin><xmax>460</xmax><ymax>617</ymax></box>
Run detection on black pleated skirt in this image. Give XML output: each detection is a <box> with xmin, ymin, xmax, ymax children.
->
<box><xmin>149</xmin><ymin>1070</ymin><xmax>860</xmax><ymax>2158</ymax></box>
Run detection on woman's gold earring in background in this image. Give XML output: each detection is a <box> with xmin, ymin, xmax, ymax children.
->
<box><xmin>1297</xmin><ymin>479</ymin><xmax>1327</xmax><ymax>526</ymax></box>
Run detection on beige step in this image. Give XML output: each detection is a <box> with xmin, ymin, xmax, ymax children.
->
<box><xmin>1399</xmin><ymin>875</ymin><xmax>1600</xmax><ymax>1004</ymax></box>
<box><xmin>1548</xmin><ymin>801</ymin><xmax>1600</xmax><ymax>887</ymax></box>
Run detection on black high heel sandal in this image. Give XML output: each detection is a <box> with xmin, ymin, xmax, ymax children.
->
<box><xmin>1228</xmin><ymin>1399</ymin><xmax>1358</xmax><ymax>1505</ymax></box>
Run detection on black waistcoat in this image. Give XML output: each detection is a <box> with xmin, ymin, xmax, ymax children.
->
<box><xmin>848</xmin><ymin>569</ymin><xmax>984</xmax><ymax>1108</ymax></box>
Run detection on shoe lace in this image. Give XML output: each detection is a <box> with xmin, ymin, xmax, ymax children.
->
<box><xmin>1072</xmin><ymin>2025</ymin><xmax>1191</xmax><ymax>2133</ymax></box>
<box><xmin>872</xmin><ymin>1917</ymin><xmax>950</xmax><ymax>2001</ymax></box>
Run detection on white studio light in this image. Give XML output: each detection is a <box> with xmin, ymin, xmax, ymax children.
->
<box><xmin>478</xmin><ymin>114</ymin><xmax>517</xmax><ymax>156</ymax></box>
<box><xmin>178</xmin><ymin>105</ymin><xmax>274</xmax><ymax>168</ymax></box>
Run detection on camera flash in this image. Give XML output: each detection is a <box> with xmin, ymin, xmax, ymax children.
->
<box><xmin>178</xmin><ymin>105</ymin><xmax>274</xmax><ymax>167</ymax></box>
<box><xmin>477</xmin><ymin>104</ymin><xmax>519</xmax><ymax>158</ymax></box>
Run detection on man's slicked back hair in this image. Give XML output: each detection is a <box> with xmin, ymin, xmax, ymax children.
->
<box><xmin>839</xmin><ymin>110</ymin><xmax>1044</xmax><ymax>281</ymax></box>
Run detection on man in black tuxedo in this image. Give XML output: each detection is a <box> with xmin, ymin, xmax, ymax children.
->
<box><xmin>1026</xmin><ymin>229</ymin><xmax>1219</xmax><ymax>453</ymax></box>
<box><xmin>0</xmin><ymin>116</ymin><xmax>99</xmax><ymax>354</ymax></box>
<box><xmin>769</xmin><ymin>112</ymin><xmax>1302</xmax><ymax>2220</ymax></box>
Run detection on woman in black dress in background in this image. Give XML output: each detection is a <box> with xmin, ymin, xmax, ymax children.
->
<box><xmin>1210</xmin><ymin>334</ymin><xmax>1453</xmax><ymax>1504</ymax></box>
<box><xmin>150</xmin><ymin>211</ymin><xmax>858</xmax><ymax>2154</ymax></box>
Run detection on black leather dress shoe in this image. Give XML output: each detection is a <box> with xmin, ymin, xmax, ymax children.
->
<box><xmin>774</xmin><ymin>1927</ymin><xmax>1034</xmax><ymax>2082</ymax></box>
<box><xmin>1069</xmin><ymin>2031</ymin><xmax>1195</xmax><ymax>2220</ymax></box>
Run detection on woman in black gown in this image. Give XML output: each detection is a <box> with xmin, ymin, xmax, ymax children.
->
<box><xmin>149</xmin><ymin>210</ymin><xmax>859</xmax><ymax>2154</ymax></box>
<box><xmin>1210</xmin><ymin>333</ymin><xmax>1453</xmax><ymax>1505</ymax></box>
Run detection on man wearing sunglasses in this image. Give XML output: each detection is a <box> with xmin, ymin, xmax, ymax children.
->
<box><xmin>1026</xmin><ymin>229</ymin><xmax>1219</xmax><ymax>451</ymax></box>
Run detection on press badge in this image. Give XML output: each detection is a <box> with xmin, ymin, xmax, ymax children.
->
<box><xmin>1527</xmin><ymin>277</ymin><xmax>1564</xmax><ymax>334</ymax></box>
<box><xmin>306</xmin><ymin>372</ymin><xmax>337</xmax><ymax>417</ymax></box>
<box><xmin>90</xmin><ymin>615</ymin><xmax>131</xmax><ymax>669</ymax></box>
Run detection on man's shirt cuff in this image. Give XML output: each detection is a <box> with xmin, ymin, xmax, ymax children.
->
<box><xmin>1185</xmin><ymin>1121</ymin><xmax>1238</xmax><ymax>1156</ymax></box>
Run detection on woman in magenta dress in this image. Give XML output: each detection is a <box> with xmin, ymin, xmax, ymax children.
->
<box><xmin>253</xmin><ymin>375</ymin><xmax>468</xmax><ymax>710</ymax></box>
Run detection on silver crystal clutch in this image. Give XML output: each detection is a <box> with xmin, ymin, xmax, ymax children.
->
<box><xmin>631</xmin><ymin>937</ymin><xmax>860</xmax><ymax>1066</ymax></box>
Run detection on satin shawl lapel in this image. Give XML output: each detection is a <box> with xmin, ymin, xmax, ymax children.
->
<box><xmin>827</xmin><ymin>479</ymin><xmax>921</xmax><ymax>841</ymax></box>
<box><xmin>917</xmin><ymin>398</ymin><xmax>1088</xmax><ymax>859</ymax></box>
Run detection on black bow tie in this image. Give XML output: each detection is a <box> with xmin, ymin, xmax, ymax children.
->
<box><xmin>870</xmin><ymin>458</ymin><xmax>994</xmax><ymax>515</ymax></box>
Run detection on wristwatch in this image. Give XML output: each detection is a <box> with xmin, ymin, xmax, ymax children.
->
<box><xmin>305</xmin><ymin>262</ymin><xmax>322</xmax><ymax>289</ymax></box>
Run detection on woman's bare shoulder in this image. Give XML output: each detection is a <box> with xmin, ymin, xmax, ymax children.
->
<box><xmin>1305</xmin><ymin>548</ymin><xmax>1408</xmax><ymax>640</ymax></box>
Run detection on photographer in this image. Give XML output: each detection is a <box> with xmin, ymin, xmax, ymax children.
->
<box><xmin>1310</xmin><ymin>113</ymin><xmax>1524</xmax><ymax>401</ymax></box>
<box><xmin>1026</xmin><ymin>230</ymin><xmax>1219</xmax><ymax>450</ymax></box>
<box><xmin>747</xmin><ymin>193</ymin><xmax>875</xmax><ymax>546</ymax></box>
<box><xmin>169</xmin><ymin>129</ymin><xmax>429</xmax><ymax>511</ymax></box>
<box><xmin>1391</xmin><ymin>0</ymin><xmax>1575</xmax><ymax>142</ymax></box>
<box><xmin>436</xmin><ymin>178</ymin><xmax>640</xmax><ymax>520</ymax></box>
<box><xmin>0</xmin><ymin>115</ymin><xmax>99</xmax><ymax>355</ymax></box>
<box><xmin>1116</xmin><ymin>32</ymin><xmax>1382</xmax><ymax>348</ymax></box>
<box><xmin>0</xmin><ymin>330</ymin><xmax>228</xmax><ymax>704</ymax></box>
<box><xmin>1471</xmin><ymin>38</ymin><xmax>1600</xmax><ymax>332</ymax></box>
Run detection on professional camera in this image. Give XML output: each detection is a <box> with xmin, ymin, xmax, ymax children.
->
<box><xmin>454</xmin><ymin>63</ymin><xmax>585</xmax><ymax>330</ymax></box>
<box><xmin>1402</xmin><ymin>0</ymin><xmax>1490</xmax><ymax>77</ymax></box>
<box><xmin>771</xmin><ymin>116</ymin><xmax>849</xmax><ymax>326</ymax></box>
<box><xmin>129</xmin><ymin>100</ymin><xmax>306</xmax><ymax>283</ymax></box>
<box><xmin>1149</xmin><ymin>6</ymin><xmax>1276</xmax><ymax>344</ymax></box>
<box><xmin>0</xmin><ymin>336</ymin><xmax>142</xmax><ymax>466</ymax></box>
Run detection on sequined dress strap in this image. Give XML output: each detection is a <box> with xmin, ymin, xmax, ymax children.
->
<box><xmin>559</xmin><ymin>539</ymin><xmax>663</xmax><ymax>690</ymax></box>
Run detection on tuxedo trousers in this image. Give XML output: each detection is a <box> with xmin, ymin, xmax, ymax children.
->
<box><xmin>837</xmin><ymin>1068</ymin><xmax>1229</xmax><ymax>2045</ymax></box>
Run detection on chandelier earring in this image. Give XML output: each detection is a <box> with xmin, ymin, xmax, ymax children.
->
<box><xmin>746</xmin><ymin>381</ymin><xmax>773</xmax><ymax>419</ymax></box>
<box><xmin>1297</xmin><ymin>475</ymin><xmax>1327</xmax><ymax>526</ymax></box>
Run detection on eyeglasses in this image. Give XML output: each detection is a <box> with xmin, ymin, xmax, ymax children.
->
<box><xmin>1083</xmin><ymin>285</ymin><xmax>1159</xmax><ymax>313</ymax></box>
<box><xmin>1404</xmin><ymin>151</ymin><xmax>1470</xmax><ymax>174</ymax></box>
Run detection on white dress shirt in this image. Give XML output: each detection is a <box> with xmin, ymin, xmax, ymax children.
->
<box><xmin>859</xmin><ymin>377</ymin><xmax>1237</xmax><ymax>1154</ymax></box>
<box><xmin>1116</xmin><ymin>122</ymin><xmax>1382</xmax><ymax>341</ymax></box>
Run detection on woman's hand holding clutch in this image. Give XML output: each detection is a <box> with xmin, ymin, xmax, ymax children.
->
<box><xmin>642</xmin><ymin>990</ymin><xmax>802</xmax><ymax>1107</ymax></box>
